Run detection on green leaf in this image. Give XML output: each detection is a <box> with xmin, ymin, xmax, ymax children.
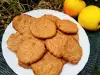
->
<box><xmin>92</xmin><ymin>66</ymin><xmax>100</xmax><ymax>75</ymax></box>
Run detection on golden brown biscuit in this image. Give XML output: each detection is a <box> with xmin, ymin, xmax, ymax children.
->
<box><xmin>18</xmin><ymin>60</ymin><xmax>31</xmax><ymax>69</ymax></box>
<box><xmin>46</xmin><ymin>31</ymin><xmax>82</xmax><ymax>64</ymax></box>
<box><xmin>61</xmin><ymin>59</ymin><xmax>68</xmax><ymax>64</ymax></box>
<box><xmin>45</xmin><ymin>31</ymin><xmax>68</xmax><ymax>58</ymax></box>
<box><xmin>72</xmin><ymin>33</ymin><xmax>79</xmax><ymax>41</ymax></box>
<box><xmin>41</xmin><ymin>14</ymin><xmax>59</xmax><ymax>23</ymax></box>
<box><xmin>21</xmin><ymin>33</ymin><xmax>36</xmax><ymax>41</ymax></box>
<box><xmin>29</xmin><ymin>17</ymin><xmax>56</xmax><ymax>39</ymax></box>
<box><xmin>56</xmin><ymin>19</ymin><xmax>78</xmax><ymax>33</ymax></box>
<box><xmin>63</xmin><ymin>36</ymin><xmax>82</xmax><ymax>64</ymax></box>
<box><xmin>7</xmin><ymin>32</ymin><xmax>22</xmax><ymax>52</ymax></box>
<box><xmin>12</xmin><ymin>14</ymin><xmax>36</xmax><ymax>35</ymax></box>
<box><xmin>31</xmin><ymin>52</ymin><xmax>63</xmax><ymax>75</ymax></box>
<box><xmin>16</xmin><ymin>38</ymin><xmax>46</xmax><ymax>64</ymax></box>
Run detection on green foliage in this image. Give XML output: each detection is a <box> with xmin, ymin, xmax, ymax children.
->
<box><xmin>46</xmin><ymin>0</ymin><xmax>64</xmax><ymax>4</ymax></box>
<box><xmin>92</xmin><ymin>66</ymin><xmax>100</xmax><ymax>75</ymax></box>
<box><xmin>34</xmin><ymin>0</ymin><xmax>63</xmax><ymax>11</ymax></box>
<box><xmin>0</xmin><ymin>0</ymin><xmax>33</xmax><ymax>28</ymax></box>
<box><xmin>0</xmin><ymin>0</ymin><xmax>64</xmax><ymax>29</ymax></box>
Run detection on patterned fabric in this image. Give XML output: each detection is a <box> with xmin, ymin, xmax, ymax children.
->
<box><xmin>78</xmin><ymin>30</ymin><xmax>100</xmax><ymax>75</ymax></box>
<box><xmin>0</xmin><ymin>30</ymin><xmax>16</xmax><ymax>75</ymax></box>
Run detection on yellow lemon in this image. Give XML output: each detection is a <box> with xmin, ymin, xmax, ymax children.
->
<box><xmin>78</xmin><ymin>5</ymin><xmax>100</xmax><ymax>31</ymax></box>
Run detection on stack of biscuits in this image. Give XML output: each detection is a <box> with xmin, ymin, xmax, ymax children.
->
<box><xmin>7</xmin><ymin>14</ymin><xmax>82</xmax><ymax>75</ymax></box>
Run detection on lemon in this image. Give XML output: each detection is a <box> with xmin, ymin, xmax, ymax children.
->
<box><xmin>78</xmin><ymin>5</ymin><xmax>100</xmax><ymax>31</ymax></box>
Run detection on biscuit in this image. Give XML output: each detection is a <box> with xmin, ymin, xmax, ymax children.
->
<box><xmin>41</xmin><ymin>14</ymin><xmax>59</xmax><ymax>23</ymax></box>
<box><xmin>12</xmin><ymin>14</ymin><xmax>36</xmax><ymax>35</ymax></box>
<box><xmin>56</xmin><ymin>19</ymin><xmax>78</xmax><ymax>33</ymax></box>
<box><xmin>21</xmin><ymin>33</ymin><xmax>36</xmax><ymax>41</ymax></box>
<box><xmin>18</xmin><ymin>60</ymin><xmax>31</xmax><ymax>69</ymax></box>
<box><xmin>16</xmin><ymin>38</ymin><xmax>46</xmax><ymax>64</ymax></box>
<box><xmin>45</xmin><ymin>31</ymin><xmax>68</xmax><ymax>58</ymax></box>
<box><xmin>7</xmin><ymin>32</ymin><xmax>22</xmax><ymax>52</ymax></box>
<box><xmin>61</xmin><ymin>59</ymin><xmax>68</xmax><ymax>64</ymax></box>
<box><xmin>29</xmin><ymin>17</ymin><xmax>56</xmax><ymax>39</ymax></box>
<box><xmin>46</xmin><ymin>31</ymin><xmax>82</xmax><ymax>64</ymax></box>
<box><xmin>63</xmin><ymin>36</ymin><xmax>82</xmax><ymax>64</ymax></box>
<box><xmin>31</xmin><ymin>52</ymin><xmax>63</xmax><ymax>75</ymax></box>
<box><xmin>72</xmin><ymin>33</ymin><xmax>79</xmax><ymax>41</ymax></box>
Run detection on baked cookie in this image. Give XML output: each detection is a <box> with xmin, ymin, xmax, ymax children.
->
<box><xmin>41</xmin><ymin>14</ymin><xmax>59</xmax><ymax>23</ymax></box>
<box><xmin>72</xmin><ymin>33</ymin><xmax>79</xmax><ymax>41</ymax></box>
<box><xmin>12</xmin><ymin>14</ymin><xmax>36</xmax><ymax>35</ymax></box>
<box><xmin>18</xmin><ymin>60</ymin><xmax>31</xmax><ymax>69</ymax></box>
<box><xmin>16</xmin><ymin>38</ymin><xmax>46</xmax><ymax>64</ymax></box>
<box><xmin>63</xmin><ymin>35</ymin><xmax>82</xmax><ymax>64</ymax></box>
<box><xmin>7</xmin><ymin>32</ymin><xmax>22</xmax><ymax>52</ymax></box>
<box><xmin>46</xmin><ymin>31</ymin><xmax>82</xmax><ymax>64</ymax></box>
<box><xmin>61</xmin><ymin>59</ymin><xmax>68</xmax><ymax>64</ymax></box>
<box><xmin>45</xmin><ymin>31</ymin><xmax>68</xmax><ymax>58</ymax></box>
<box><xmin>21</xmin><ymin>32</ymin><xmax>36</xmax><ymax>41</ymax></box>
<box><xmin>29</xmin><ymin>17</ymin><xmax>56</xmax><ymax>39</ymax></box>
<box><xmin>56</xmin><ymin>19</ymin><xmax>78</xmax><ymax>33</ymax></box>
<box><xmin>31</xmin><ymin>52</ymin><xmax>63</xmax><ymax>75</ymax></box>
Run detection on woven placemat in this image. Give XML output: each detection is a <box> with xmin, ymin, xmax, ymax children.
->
<box><xmin>0</xmin><ymin>0</ymin><xmax>100</xmax><ymax>75</ymax></box>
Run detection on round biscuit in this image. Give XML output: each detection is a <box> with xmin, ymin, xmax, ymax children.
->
<box><xmin>12</xmin><ymin>14</ymin><xmax>36</xmax><ymax>34</ymax></box>
<box><xmin>40</xmin><ymin>14</ymin><xmax>59</xmax><ymax>23</ymax></box>
<box><xmin>63</xmin><ymin>35</ymin><xmax>82</xmax><ymax>64</ymax></box>
<box><xmin>45</xmin><ymin>31</ymin><xmax>68</xmax><ymax>58</ymax></box>
<box><xmin>29</xmin><ymin>18</ymin><xmax>56</xmax><ymax>39</ymax></box>
<box><xmin>56</xmin><ymin>19</ymin><xmax>78</xmax><ymax>33</ymax></box>
<box><xmin>7</xmin><ymin>32</ymin><xmax>22</xmax><ymax>52</ymax></box>
<box><xmin>17</xmin><ymin>38</ymin><xmax>46</xmax><ymax>64</ymax></box>
<box><xmin>31</xmin><ymin>52</ymin><xmax>63</xmax><ymax>75</ymax></box>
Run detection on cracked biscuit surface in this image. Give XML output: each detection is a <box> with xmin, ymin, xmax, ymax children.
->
<box><xmin>7</xmin><ymin>32</ymin><xmax>22</xmax><ymax>52</ymax></box>
<box><xmin>41</xmin><ymin>14</ymin><xmax>59</xmax><ymax>23</ymax></box>
<box><xmin>16</xmin><ymin>38</ymin><xmax>46</xmax><ymax>64</ymax></box>
<box><xmin>45</xmin><ymin>31</ymin><xmax>68</xmax><ymax>58</ymax></box>
<box><xmin>46</xmin><ymin>31</ymin><xmax>82</xmax><ymax>64</ymax></box>
<box><xmin>56</xmin><ymin>19</ymin><xmax>78</xmax><ymax>33</ymax></box>
<box><xmin>31</xmin><ymin>52</ymin><xmax>63</xmax><ymax>75</ymax></box>
<box><xmin>12</xmin><ymin>14</ymin><xmax>36</xmax><ymax>35</ymax></box>
<box><xmin>63</xmin><ymin>35</ymin><xmax>82</xmax><ymax>64</ymax></box>
<box><xmin>29</xmin><ymin>17</ymin><xmax>56</xmax><ymax>39</ymax></box>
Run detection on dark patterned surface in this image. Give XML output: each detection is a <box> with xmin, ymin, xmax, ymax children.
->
<box><xmin>0</xmin><ymin>0</ymin><xmax>100</xmax><ymax>75</ymax></box>
<box><xmin>78</xmin><ymin>30</ymin><xmax>100</xmax><ymax>75</ymax></box>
